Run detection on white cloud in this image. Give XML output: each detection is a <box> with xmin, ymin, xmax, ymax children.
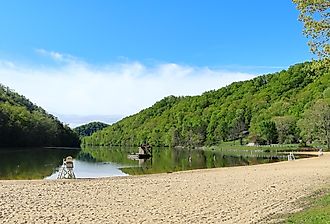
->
<box><xmin>35</xmin><ymin>48</ymin><xmax>77</xmax><ymax>63</ymax></box>
<box><xmin>0</xmin><ymin>54</ymin><xmax>257</xmax><ymax>126</ymax></box>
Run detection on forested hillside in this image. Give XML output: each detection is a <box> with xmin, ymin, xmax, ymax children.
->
<box><xmin>74</xmin><ymin>122</ymin><xmax>109</xmax><ymax>137</ymax></box>
<box><xmin>0</xmin><ymin>85</ymin><xmax>80</xmax><ymax>147</ymax></box>
<box><xmin>83</xmin><ymin>61</ymin><xmax>330</xmax><ymax>148</ymax></box>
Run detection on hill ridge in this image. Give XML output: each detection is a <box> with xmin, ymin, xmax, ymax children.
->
<box><xmin>0</xmin><ymin>84</ymin><xmax>80</xmax><ymax>147</ymax></box>
<box><xmin>83</xmin><ymin>61</ymin><xmax>329</xmax><ymax>148</ymax></box>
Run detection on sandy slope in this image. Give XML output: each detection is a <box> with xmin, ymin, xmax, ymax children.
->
<box><xmin>0</xmin><ymin>153</ymin><xmax>329</xmax><ymax>224</ymax></box>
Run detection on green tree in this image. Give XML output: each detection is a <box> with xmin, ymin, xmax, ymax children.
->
<box><xmin>292</xmin><ymin>0</ymin><xmax>330</xmax><ymax>59</ymax></box>
<box><xmin>312</xmin><ymin>100</ymin><xmax>329</xmax><ymax>149</ymax></box>
<box><xmin>298</xmin><ymin>99</ymin><xmax>330</xmax><ymax>149</ymax></box>
<box><xmin>259</xmin><ymin>120</ymin><xmax>278</xmax><ymax>145</ymax></box>
<box><xmin>272</xmin><ymin>116</ymin><xmax>297</xmax><ymax>144</ymax></box>
<box><xmin>297</xmin><ymin>117</ymin><xmax>315</xmax><ymax>146</ymax></box>
<box><xmin>323</xmin><ymin>87</ymin><xmax>330</xmax><ymax>98</ymax></box>
<box><xmin>230</xmin><ymin>109</ymin><xmax>247</xmax><ymax>145</ymax></box>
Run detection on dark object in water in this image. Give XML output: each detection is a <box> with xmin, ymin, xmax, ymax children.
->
<box><xmin>137</xmin><ymin>153</ymin><xmax>152</xmax><ymax>159</ymax></box>
<box><xmin>128</xmin><ymin>144</ymin><xmax>152</xmax><ymax>160</ymax></box>
<box><xmin>139</xmin><ymin>144</ymin><xmax>152</xmax><ymax>156</ymax></box>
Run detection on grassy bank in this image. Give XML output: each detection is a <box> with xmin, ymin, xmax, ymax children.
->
<box><xmin>285</xmin><ymin>189</ymin><xmax>330</xmax><ymax>224</ymax></box>
<box><xmin>205</xmin><ymin>140</ymin><xmax>328</xmax><ymax>152</ymax></box>
<box><xmin>215</xmin><ymin>143</ymin><xmax>298</xmax><ymax>152</ymax></box>
<box><xmin>210</xmin><ymin>142</ymin><xmax>301</xmax><ymax>152</ymax></box>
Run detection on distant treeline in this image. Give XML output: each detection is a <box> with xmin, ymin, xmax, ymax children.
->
<box><xmin>74</xmin><ymin>121</ymin><xmax>109</xmax><ymax>137</ymax></box>
<box><xmin>0</xmin><ymin>84</ymin><xmax>80</xmax><ymax>147</ymax></box>
<box><xmin>83</xmin><ymin>61</ymin><xmax>330</xmax><ymax>149</ymax></box>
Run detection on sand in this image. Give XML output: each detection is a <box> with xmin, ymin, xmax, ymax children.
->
<box><xmin>1</xmin><ymin>152</ymin><xmax>329</xmax><ymax>224</ymax></box>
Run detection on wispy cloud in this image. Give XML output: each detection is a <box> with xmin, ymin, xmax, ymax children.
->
<box><xmin>213</xmin><ymin>64</ymin><xmax>289</xmax><ymax>74</ymax></box>
<box><xmin>0</xmin><ymin>50</ymin><xmax>257</xmax><ymax>125</ymax></box>
<box><xmin>35</xmin><ymin>48</ymin><xmax>78</xmax><ymax>63</ymax></box>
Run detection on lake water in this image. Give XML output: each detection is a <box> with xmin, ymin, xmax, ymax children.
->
<box><xmin>0</xmin><ymin>147</ymin><xmax>311</xmax><ymax>180</ymax></box>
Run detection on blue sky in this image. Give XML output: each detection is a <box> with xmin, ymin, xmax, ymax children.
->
<box><xmin>0</xmin><ymin>0</ymin><xmax>312</xmax><ymax>67</ymax></box>
<box><xmin>0</xmin><ymin>1</ymin><xmax>314</xmax><ymax>126</ymax></box>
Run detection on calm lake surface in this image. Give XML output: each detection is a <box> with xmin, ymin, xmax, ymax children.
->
<box><xmin>0</xmin><ymin>147</ymin><xmax>311</xmax><ymax>180</ymax></box>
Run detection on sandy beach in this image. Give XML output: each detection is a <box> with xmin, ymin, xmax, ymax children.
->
<box><xmin>1</xmin><ymin>152</ymin><xmax>329</xmax><ymax>224</ymax></box>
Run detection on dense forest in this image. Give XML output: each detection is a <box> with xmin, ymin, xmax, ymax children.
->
<box><xmin>0</xmin><ymin>84</ymin><xmax>80</xmax><ymax>147</ymax></box>
<box><xmin>74</xmin><ymin>122</ymin><xmax>109</xmax><ymax>137</ymax></box>
<box><xmin>83</xmin><ymin>61</ymin><xmax>330</xmax><ymax>149</ymax></box>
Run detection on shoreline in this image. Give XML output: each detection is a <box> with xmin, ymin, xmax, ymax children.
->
<box><xmin>1</xmin><ymin>153</ymin><xmax>329</xmax><ymax>223</ymax></box>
